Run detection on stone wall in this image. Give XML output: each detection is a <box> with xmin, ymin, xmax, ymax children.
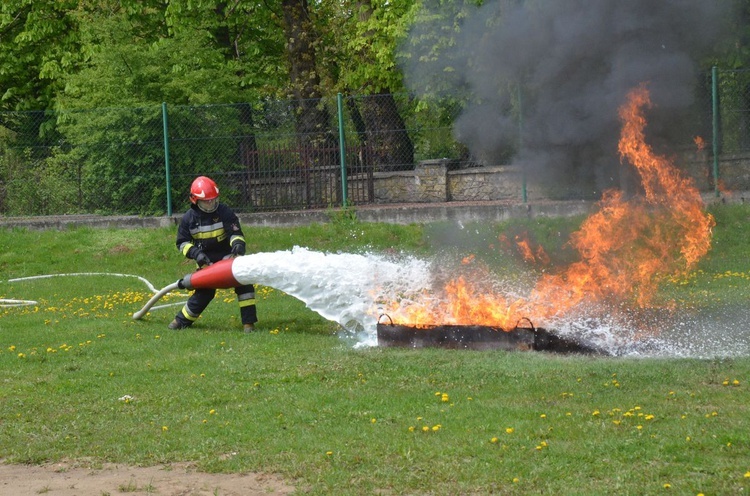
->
<box><xmin>365</xmin><ymin>152</ymin><xmax>750</xmax><ymax>204</ymax></box>
<box><xmin>370</xmin><ymin>159</ymin><xmax>523</xmax><ymax>204</ymax></box>
<box><xmin>368</xmin><ymin>159</ymin><xmax>567</xmax><ymax>203</ymax></box>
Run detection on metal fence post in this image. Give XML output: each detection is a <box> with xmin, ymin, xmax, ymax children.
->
<box><xmin>518</xmin><ymin>85</ymin><xmax>527</xmax><ymax>203</ymax></box>
<box><xmin>711</xmin><ymin>66</ymin><xmax>720</xmax><ymax>197</ymax></box>
<box><xmin>337</xmin><ymin>93</ymin><xmax>348</xmax><ymax>207</ymax></box>
<box><xmin>162</xmin><ymin>102</ymin><xmax>173</xmax><ymax>216</ymax></box>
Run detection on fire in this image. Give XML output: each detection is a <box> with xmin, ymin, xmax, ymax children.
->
<box><xmin>514</xmin><ymin>234</ymin><xmax>550</xmax><ymax>265</ymax></box>
<box><xmin>379</xmin><ymin>85</ymin><xmax>714</xmax><ymax>330</ymax></box>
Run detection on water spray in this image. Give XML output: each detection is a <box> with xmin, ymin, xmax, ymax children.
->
<box><xmin>132</xmin><ymin>247</ymin><xmax>432</xmax><ymax>337</ymax></box>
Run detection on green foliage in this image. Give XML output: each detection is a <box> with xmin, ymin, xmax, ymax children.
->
<box><xmin>0</xmin><ymin>1</ymin><xmax>84</xmax><ymax>111</ymax></box>
<box><xmin>2</xmin><ymin>148</ymin><xmax>81</xmax><ymax>215</ymax></box>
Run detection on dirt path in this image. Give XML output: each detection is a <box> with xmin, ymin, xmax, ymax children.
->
<box><xmin>0</xmin><ymin>461</ymin><xmax>295</xmax><ymax>496</ymax></box>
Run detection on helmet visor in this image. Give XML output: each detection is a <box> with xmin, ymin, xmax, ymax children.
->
<box><xmin>197</xmin><ymin>198</ymin><xmax>219</xmax><ymax>213</ymax></box>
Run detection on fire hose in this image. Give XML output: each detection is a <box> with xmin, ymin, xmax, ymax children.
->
<box><xmin>2</xmin><ymin>272</ymin><xmax>173</xmax><ymax>309</ymax></box>
<box><xmin>132</xmin><ymin>258</ymin><xmax>240</xmax><ymax>320</ymax></box>
<box><xmin>131</xmin><ymin>281</ymin><xmax>181</xmax><ymax>320</ymax></box>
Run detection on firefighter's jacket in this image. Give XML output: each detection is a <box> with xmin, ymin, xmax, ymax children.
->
<box><xmin>176</xmin><ymin>203</ymin><xmax>245</xmax><ymax>263</ymax></box>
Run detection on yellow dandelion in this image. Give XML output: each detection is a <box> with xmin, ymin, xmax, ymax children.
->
<box><xmin>744</xmin><ymin>471</ymin><xmax>750</xmax><ymax>478</ymax></box>
<box><xmin>432</xmin><ymin>425</ymin><xmax>440</xmax><ymax>431</ymax></box>
<box><xmin>408</xmin><ymin>426</ymin><xmax>415</xmax><ymax>432</ymax></box>
<box><xmin>663</xmin><ymin>483</ymin><xmax>671</xmax><ymax>489</ymax></box>
<box><xmin>371</xmin><ymin>418</ymin><xmax>377</xmax><ymax>423</ymax></box>
<box><xmin>592</xmin><ymin>410</ymin><xmax>600</xmax><ymax>416</ymax></box>
<box><xmin>733</xmin><ymin>379</ymin><xmax>740</xmax><ymax>386</ymax></box>
<box><xmin>512</xmin><ymin>477</ymin><xmax>519</xmax><ymax>483</ymax></box>
<box><xmin>505</xmin><ymin>427</ymin><xmax>514</xmax><ymax>434</ymax></box>
<box><xmin>326</xmin><ymin>451</ymin><xmax>333</xmax><ymax>456</ymax></box>
<box><xmin>209</xmin><ymin>409</ymin><xmax>216</xmax><ymax>415</ymax></box>
<box><xmin>490</xmin><ymin>437</ymin><xmax>498</xmax><ymax>444</ymax></box>
<box><xmin>162</xmin><ymin>426</ymin><xmax>168</xmax><ymax>432</ymax></box>
<box><xmin>540</xmin><ymin>414</ymin><xmax>547</xmax><ymax>419</ymax></box>
<box><xmin>422</xmin><ymin>426</ymin><xmax>429</xmax><ymax>432</ymax></box>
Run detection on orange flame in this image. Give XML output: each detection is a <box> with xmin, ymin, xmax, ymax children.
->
<box><xmin>514</xmin><ymin>234</ymin><xmax>551</xmax><ymax>266</ymax></box>
<box><xmin>379</xmin><ymin>85</ymin><xmax>713</xmax><ymax>330</ymax></box>
<box><xmin>515</xmin><ymin>236</ymin><xmax>536</xmax><ymax>263</ymax></box>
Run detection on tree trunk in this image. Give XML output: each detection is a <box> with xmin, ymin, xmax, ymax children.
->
<box><xmin>281</xmin><ymin>0</ymin><xmax>339</xmax><ymax>206</ymax></box>
<box><xmin>281</xmin><ymin>0</ymin><xmax>337</xmax><ymax>161</ymax></box>
<box><xmin>349</xmin><ymin>0</ymin><xmax>414</xmax><ymax>171</ymax></box>
<box><xmin>210</xmin><ymin>2</ymin><xmax>259</xmax><ymax>176</ymax></box>
<box><xmin>358</xmin><ymin>92</ymin><xmax>414</xmax><ymax>171</ymax></box>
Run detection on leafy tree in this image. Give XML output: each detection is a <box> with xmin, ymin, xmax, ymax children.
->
<box><xmin>0</xmin><ymin>1</ymin><xmax>87</xmax><ymax>214</ymax></box>
<box><xmin>336</xmin><ymin>0</ymin><xmax>415</xmax><ymax>170</ymax></box>
<box><xmin>55</xmin><ymin>5</ymin><xmax>249</xmax><ymax>214</ymax></box>
<box><xmin>0</xmin><ymin>0</ymin><xmax>84</xmax><ymax>112</ymax></box>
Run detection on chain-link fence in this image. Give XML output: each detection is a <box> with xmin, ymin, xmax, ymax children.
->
<box><xmin>0</xmin><ymin>71</ymin><xmax>747</xmax><ymax>217</ymax></box>
<box><xmin>0</xmin><ymin>94</ymin><xmax>466</xmax><ymax>216</ymax></box>
<box><xmin>714</xmin><ymin>68</ymin><xmax>750</xmax><ymax>153</ymax></box>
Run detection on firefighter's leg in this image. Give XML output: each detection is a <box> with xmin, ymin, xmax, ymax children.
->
<box><xmin>170</xmin><ymin>288</ymin><xmax>217</xmax><ymax>328</ymax></box>
<box><xmin>235</xmin><ymin>284</ymin><xmax>257</xmax><ymax>326</ymax></box>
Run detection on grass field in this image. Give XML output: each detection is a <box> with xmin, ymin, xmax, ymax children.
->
<box><xmin>1</xmin><ymin>204</ymin><xmax>749</xmax><ymax>495</ymax></box>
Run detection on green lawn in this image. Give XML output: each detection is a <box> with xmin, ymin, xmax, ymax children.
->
<box><xmin>1</xmin><ymin>204</ymin><xmax>749</xmax><ymax>495</ymax></box>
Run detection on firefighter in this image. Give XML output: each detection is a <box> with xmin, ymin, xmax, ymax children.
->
<box><xmin>168</xmin><ymin>175</ymin><xmax>258</xmax><ymax>332</ymax></box>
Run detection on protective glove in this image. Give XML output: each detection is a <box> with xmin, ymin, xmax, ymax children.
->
<box><xmin>195</xmin><ymin>251</ymin><xmax>212</xmax><ymax>267</ymax></box>
<box><xmin>231</xmin><ymin>241</ymin><xmax>246</xmax><ymax>257</ymax></box>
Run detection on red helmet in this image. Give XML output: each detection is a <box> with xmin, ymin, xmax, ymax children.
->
<box><xmin>189</xmin><ymin>176</ymin><xmax>220</xmax><ymax>213</ymax></box>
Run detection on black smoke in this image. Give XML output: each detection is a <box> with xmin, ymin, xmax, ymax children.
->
<box><xmin>402</xmin><ymin>0</ymin><xmax>735</xmax><ymax>194</ymax></box>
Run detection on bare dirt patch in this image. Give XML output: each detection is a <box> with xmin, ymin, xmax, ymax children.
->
<box><xmin>0</xmin><ymin>460</ymin><xmax>295</xmax><ymax>496</ymax></box>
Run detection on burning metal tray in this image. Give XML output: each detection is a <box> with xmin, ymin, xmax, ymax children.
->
<box><xmin>376</xmin><ymin>317</ymin><xmax>604</xmax><ymax>354</ymax></box>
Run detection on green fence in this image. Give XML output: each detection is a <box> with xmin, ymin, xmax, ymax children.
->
<box><xmin>1</xmin><ymin>70</ymin><xmax>748</xmax><ymax>217</ymax></box>
<box><xmin>0</xmin><ymin>93</ymin><xmax>466</xmax><ymax>216</ymax></box>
